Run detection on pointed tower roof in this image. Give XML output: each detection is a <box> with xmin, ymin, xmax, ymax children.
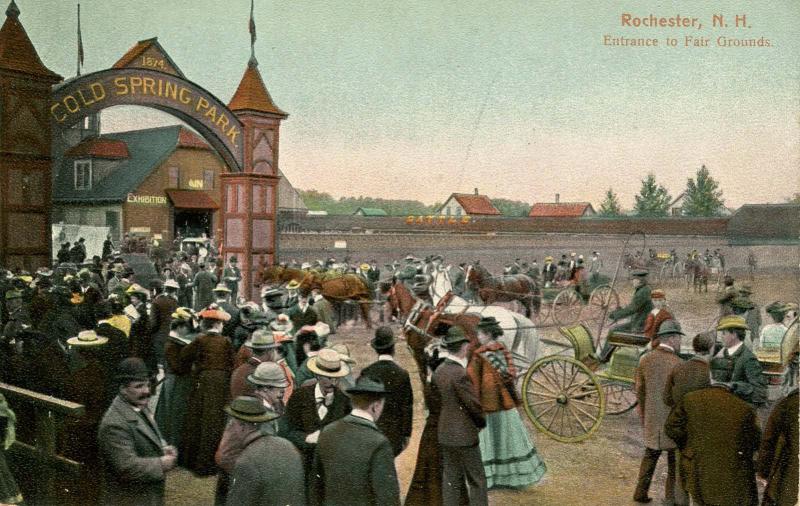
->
<box><xmin>228</xmin><ymin>60</ymin><xmax>287</xmax><ymax>117</ymax></box>
<box><xmin>0</xmin><ymin>0</ymin><xmax>61</xmax><ymax>80</ymax></box>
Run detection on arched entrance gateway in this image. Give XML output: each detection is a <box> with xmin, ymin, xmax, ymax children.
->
<box><xmin>1</xmin><ymin>1</ymin><xmax>286</xmax><ymax>299</ymax></box>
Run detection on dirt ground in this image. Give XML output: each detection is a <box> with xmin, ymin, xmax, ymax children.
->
<box><xmin>166</xmin><ymin>270</ymin><xmax>799</xmax><ymax>505</ymax></box>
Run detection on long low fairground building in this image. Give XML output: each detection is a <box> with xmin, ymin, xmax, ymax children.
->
<box><xmin>52</xmin><ymin>123</ymin><xmax>306</xmax><ymax>242</ymax></box>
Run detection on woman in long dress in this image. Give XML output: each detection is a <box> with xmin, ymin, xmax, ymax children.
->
<box><xmin>468</xmin><ymin>317</ymin><xmax>546</xmax><ymax>489</ymax></box>
<box><xmin>179</xmin><ymin>304</ymin><xmax>234</xmax><ymax>476</ymax></box>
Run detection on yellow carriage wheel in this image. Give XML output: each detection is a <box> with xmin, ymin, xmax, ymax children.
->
<box><xmin>522</xmin><ymin>355</ymin><xmax>605</xmax><ymax>443</ymax></box>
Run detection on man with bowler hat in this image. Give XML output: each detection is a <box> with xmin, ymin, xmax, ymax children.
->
<box><xmin>225</xmin><ymin>396</ymin><xmax>306</xmax><ymax>506</ymax></box>
<box><xmin>361</xmin><ymin>326</ymin><xmax>414</xmax><ymax>456</ymax></box>
<box><xmin>98</xmin><ymin>357</ymin><xmax>177</xmax><ymax>506</ymax></box>
<box><xmin>432</xmin><ymin>326</ymin><xmax>487</xmax><ymax>506</ymax></box>
<box><xmin>312</xmin><ymin>375</ymin><xmax>401</xmax><ymax>506</ymax></box>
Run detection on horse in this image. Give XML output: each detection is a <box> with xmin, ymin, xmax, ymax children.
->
<box><xmin>379</xmin><ymin>279</ymin><xmax>417</xmax><ymax>322</ymax></box>
<box><xmin>259</xmin><ymin>266</ymin><xmax>374</xmax><ymax>328</ymax></box>
<box><xmin>685</xmin><ymin>257</ymin><xmax>709</xmax><ymax>293</ymax></box>
<box><xmin>465</xmin><ymin>263</ymin><xmax>541</xmax><ymax>318</ymax></box>
<box><xmin>302</xmin><ymin>273</ymin><xmax>374</xmax><ymax>329</ymax></box>
<box><xmin>402</xmin><ymin>293</ymin><xmax>540</xmax><ymax>386</ymax></box>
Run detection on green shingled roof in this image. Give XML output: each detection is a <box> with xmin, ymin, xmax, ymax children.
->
<box><xmin>53</xmin><ymin>125</ymin><xmax>185</xmax><ymax>203</ymax></box>
<box><xmin>354</xmin><ymin>207</ymin><xmax>388</xmax><ymax>216</ymax></box>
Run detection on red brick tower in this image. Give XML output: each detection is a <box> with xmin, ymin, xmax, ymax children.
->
<box><xmin>223</xmin><ymin>58</ymin><xmax>287</xmax><ymax>299</ymax></box>
<box><xmin>0</xmin><ymin>0</ymin><xmax>62</xmax><ymax>270</ymax></box>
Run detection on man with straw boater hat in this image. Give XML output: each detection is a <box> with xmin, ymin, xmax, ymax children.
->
<box><xmin>212</xmin><ymin>283</ymin><xmax>240</xmax><ymax>339</ymax></box>
<box><xmin>312</xmin><ymin>376</ymin><xmax>401</xmax><ymax>506</ymax></box>
<box><xmin>361</xmin><ymin>326</ymin><xmax>414</xmax><ymax>456</ymax></box>
<box><xmin>225</xmin><ymin>396</ymin><xmax>306</xmax><ymax>505</ymax></box>
<box><xmin>98</xmin><ymin>357</ymin><xmax>178</xmax><ymax>506</ymax></box>
<box><xmin>710</xmin><ymin>315</ymin><xmax>767</xmax><ymax>406</ymax></box>
<box><xmin>284</xmin><ymin>348</ymin><xmax>352</xmax><ymax>481</ymax></box>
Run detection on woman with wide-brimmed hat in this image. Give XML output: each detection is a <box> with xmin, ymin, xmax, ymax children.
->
<box><xmin>467</xmin><ymin>316</ymin><xmax>547</xmax><ymax>490</ymax></box>
<box><xmin>179</xmin><ymin>304</ymin><xmax>234</xmax><ymax>476</ymax></box>
<box><xmin>154</xmin><ymin>307</ymin><xmax>197</xmax><ymax>450</ymax></box>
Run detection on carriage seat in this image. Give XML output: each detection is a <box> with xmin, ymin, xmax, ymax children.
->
<box><xmin>607</xmin><ymin>331</ymin><xmax>650</xmax><ymax>348</ymax></box>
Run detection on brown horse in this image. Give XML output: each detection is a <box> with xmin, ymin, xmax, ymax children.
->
<box><xmin>401</xmin><ymin>299</ymin><xmax>480</xmax><ymax>385</ymax></box>
<box><xmin>465</xmin><ymin>263</ymin><xmax>541</xmax><ymax>318</ymax></box>
<box><xmin>380</xmin><ymin>279</ymin><xmax>417</xmax><ymax>322</ymax></box>
<box><xmin>259</xmin><ymin>266</ymin><xmax>374</xmax><ymax>328</ymax></box>
<box><xmin>260</xmin><ymin>265</ymin><xmax>306</xmax><ymax>285</ymax></box>
<box><xmin>685</xmin><ymin>257</ymin><xmax>709</xmax><ymax>293</ymax></box>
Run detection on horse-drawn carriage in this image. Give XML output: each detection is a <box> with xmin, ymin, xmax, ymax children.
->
<box><xmin>537</xmin><ymin>274</ymin><xmax>620</xmax><ymax>327</ymax></box>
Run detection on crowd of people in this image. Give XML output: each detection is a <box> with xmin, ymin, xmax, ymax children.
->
<box><xmin>0</xmin><ymin>243</ymin><xmax>795</xmax><ymax>505</ymax></box>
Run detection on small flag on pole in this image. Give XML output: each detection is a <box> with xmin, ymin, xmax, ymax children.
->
<box><xmin>77</xmin><ymin>3</ymin><xmax>84</xmax><ymax>76</ymax></box>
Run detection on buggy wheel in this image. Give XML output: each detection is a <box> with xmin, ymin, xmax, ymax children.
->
<box><xmin>601</xmin><ymin>381</ymin><xmax>638</xmax><ymax>415</ymax></box>
<box><xmin>586</xmin><ymin>285</ymin><xmax>619</xmax><ymax>324</ymax></box>
<box><xmin>522</xmin><ymin>356</ymin><xmax>605</xmax><ymax>443</ymax></box>
<box><xmin>553</xmin><ymin>289</ymin><xmax>582</xmax><ymax>326</ymax></box>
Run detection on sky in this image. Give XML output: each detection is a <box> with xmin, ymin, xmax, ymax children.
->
<box><xmin>18</xmin><ymin>0</ymin><xmax>800</xmax><ymax>208</ymax></box>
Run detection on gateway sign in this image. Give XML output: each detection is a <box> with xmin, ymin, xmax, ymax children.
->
<box><xmin>50</xmin><ymin>68</ymin><xmax>244</xmax><ymax>172</ymax></box>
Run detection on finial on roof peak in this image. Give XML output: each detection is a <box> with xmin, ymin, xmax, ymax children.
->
<box><xmin>6</xmin><ymin>0</ymin><xmax>20</xmax><ymax>19</ymax></box>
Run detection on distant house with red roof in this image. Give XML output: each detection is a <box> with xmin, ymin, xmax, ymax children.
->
<box><xmin>529</xmin><ymin>199</ymin><xmax>596</xmax><ymax>218</ymax></box>
<box><xmin>437</xmin><ymin>189</ymin><xmax>501</xmax><ymax>216</ymax></box>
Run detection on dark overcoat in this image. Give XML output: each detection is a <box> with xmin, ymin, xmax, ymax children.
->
<box><xmin>609</xmin><ymin>283</ymin><xmax>653</xmax><ymax>332</ymax></box>
<box><xmin>431</xmin><ymin>359</ymin><xmax>485</xmax><ymax>447</ymax></box>
<box><xmin>149</xmin><ymin>294</ymin><xmax>178</xmax><ymax>365</ymax></box>
<box><xmin>360</xmin><ymin>359</ymin><xmax>414</xmax><ymax>455</ymax></box>
<box><xmin>227</xmin><ymin>434</ymin><xmax>306</xmax><ymax>506</ymax></box>
<box><xmin>710</xmin><ymin>343</ymin><xmax>767</xmax><ymax>405</ymax></box>
<box><xmin>662</xmin><ymin>356</ymin><xmax>711</xmax><ymax>408</ymax></box>
<box><xmin>97</xmin><ymin>396</ymin><xmax>167</xmax><ymax>506</ymax></box>
<box><xmin>313</xmin><ymin>414</ymin><xmax>400</xmax><ymax>506</ymax></box>
<box><xmin>758</xmin><ymin>389</ymin><xmax>798</xmax><ymax>506</ymax></box>
<box><xmin>664</xmin><ymin>386</ymin><xmax>760</xmax><ymax>506</ymax></box>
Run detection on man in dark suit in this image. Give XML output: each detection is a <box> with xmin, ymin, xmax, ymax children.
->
<box><xmin>710</xmin><ymin>315</ymin><xmax>767</xmax><ymax>406</ymax></box>
<box><xmin>284</xmin><ymin>348</ymin><xmax>352</xmax><ymax>478</ymax></box>
<box><xmin>286</xmin><ymin>286</ymin><xmax>319</xmax><ymax>332</ymax></box>
<box><xmin>608</xmin><ymin>269</ymin><xmax>653</xmax><ymax>334</ymax></box>
<box><xmin>97</xmin><ymin>358</ymin><xmax>178</xmax><ymax>506</ymax></box>
<box><xmin>221</xmin><ymin>255</ymin><xmax>242</xmax><ymax>302</ymax></box>
<box><xmin>313</xmin><ymin>376</ymin><xmax>401</xmax><ymax>506</ymax></box>
<box><xmin>148</xmin><ymin>280</ymin><xmax>179</xmax><ymax>368</ymax></box>
<box><xmin>212</xmin><ymin>284</ymin><xmax>241</xmax><ymax>338</ymax></box>
<box><xmin>758</xmin><ymin>389</ymin><xmax>798</xmax><ymax>506</ymax></box>
<box><xmin>432</xmin><ymin>326</ymin><xmax>487</xmax><ymax>506</ymax></box>
<box><xmin>361</xmin><ymin>326</ymin><xmax>413</xmax><ymax>456</ymax></box>
<box><xmin>663</xmin><ymin>332</ymin><xmax>714</xmax><ymax>409</ymax></box>
<box><xmin>665</xmin><ymin>384</ymin><xmax>761</xmax><ymax>506</ymax></box>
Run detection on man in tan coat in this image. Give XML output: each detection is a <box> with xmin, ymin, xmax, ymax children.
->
<box><xmin>633</xmin><ymin>320</ymin><xmax>684</xmax><ymax>504</ymax></box>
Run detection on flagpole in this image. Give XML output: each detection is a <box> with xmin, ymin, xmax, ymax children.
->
<box><xmin>76</xmin><ymin>3</ymin><xmax>82</xmax><ymax>76</ymax></box>
<box><xmin>249</xmin><ymin>0</ymin><xmax>257</xmax><ymax>65</ymax></box>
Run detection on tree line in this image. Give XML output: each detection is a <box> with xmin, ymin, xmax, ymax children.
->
<box><xmin>300</xmin><ymin>165</ymin><xmax>732</xmax><ymax>217</ymax></box>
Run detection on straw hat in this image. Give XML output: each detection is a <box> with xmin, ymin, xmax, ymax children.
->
<box><xmin>360</xmin><ymin>263</ymin><xmax>370</xmax><ymax>271</ymax></box>
<box><xmin>717</xmin><ymin>315</ymin><xmax>749</xmax><ymax>331</ymax></box>
<box><xmin>126</xmin><ymin>284</ymin><xmax>149</xmax><ymax>298</ymax></box>
<box><xmin>247</xmin><ymin>362</ymin><xmax>289</xmax><ymax>388</ymax></box>
<box><xmin>307</xmin><ymin>348</ymin><xmax>350</xmax><ymax>378</ymax></box>
<box><xmin>164</xmin><ymin>279</ymin><xmax>180</xmax><ymax>290</ymax></box>
<box><xmin>198</xmin><ymin>304</ymin><xmax>231</xmax><ymax>322</ymax></box>
<box><xmin>245</xmin><ymin>330</ymin><xmax>280</xmax><ymax>350</ymax></box>
<box><xmin>212</xmin><ymin>283</ymin><xmax>231</xmax><ymax>293</ymax></box>
<box><xmin>331</xmin><ymin>343</ymin><xmax>356</xmax><ymax>365</ymax></box>
<box><xmin>224</xmin><ymin>396</ymin><xmax>280</xmax><ymax>423</ymax></box>
<box><xmin>67</xmin><ymin>330</ymin><xmax>109</xmax><ymax>347</ymax></box>
<box><xmin>286</xmin><ymin>280</ymin><xmax>301</xmax><ymax>291</ymax></box>
<box><xmin>171</xmin><ymin>307</ymin><xmax>195</xmax><ymax>322</ymax></box>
